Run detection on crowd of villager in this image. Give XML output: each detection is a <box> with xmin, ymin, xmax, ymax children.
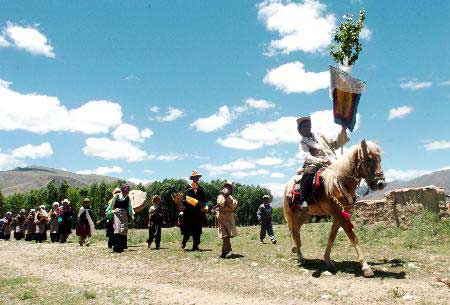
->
<box><xmin>0</xmin><ymin>171</ymin><xmax>277</xmax><ymax>258</ymax></box>
<box><xmin>1</xmin><ymin>116</ymin><xmax>356</xmax><ymax>258</ymax></box>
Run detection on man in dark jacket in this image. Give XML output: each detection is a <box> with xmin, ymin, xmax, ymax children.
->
<box><xmin>257</xmin><ymin>195</ymin><xmax>277</xmax><ymax>244</ymax></box>
<box><xmin>181</xmin><ymin>170</ymin><xmax>207</xmax><ymax>251</ymax></box>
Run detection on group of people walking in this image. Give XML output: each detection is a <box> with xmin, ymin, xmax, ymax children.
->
<box><xmin>0</xmin><ymin>173</ymin><xmax>278</xmax><ymax>259</ymax></box>
<box><xmin>0</xmin><ymin>199</ymin><xmax>75</xmax><ymax>243</ymax></box>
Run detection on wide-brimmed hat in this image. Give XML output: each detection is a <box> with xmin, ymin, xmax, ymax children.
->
<box><xmin>113</xmin><ymin>187</ymin><xmax>121</xmax><ymax>194</ymax></box>
<box><xmin>52</xmin><ymin>202</ymin><xmax>59</xmax><ymax>207</ymax></box>
<box><xmin>30</xmin><ymin>209</ymin><xmax>36</xmax><ymax>213</ymax></box>
<box><xmin>296</xmin><ymin>116</ymin><xmax>311</xmax><ymax>126</ymax></box>
<box><xmin>189</xmin><ymin>170</ymin><xmax>202</xmax><ymax>180</ymax></box>
<box><xmin>62</xmin><ymin>198</ymin><xmax>70</xmax><ymax>204</ymax></box>
<box><xmin>83</xmin><ymin>197</ymin><xmax>90</xmax><ymax>203</ymax></box>
<box><xmin>20</xmin><ymin>209</ymin><xmax>26</xmax><ymax>213</ymax></box>
<box><xmin>39</xmin><ymin>204</ymin><xmax>46</xmax><ymax>210</ymax></box>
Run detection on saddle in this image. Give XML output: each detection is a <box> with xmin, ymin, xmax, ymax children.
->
<box><xmin>288</xmin><ymin>169</ymin><xmax>325</xmax><ymax>211</ymax></box>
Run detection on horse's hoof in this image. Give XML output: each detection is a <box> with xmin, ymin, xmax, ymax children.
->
<box><xmin>363</xmin><ymin>268</ymin><xmax>374</xmax><ymax>278</ymax></box>
<box><xmin>325</xmin><ymin>260</ymin><xmax>336</xmax><ymax>271</ymax></box>
<box><xmin>298</xmin><ymin>258</ymin><xmax>305</xmax><ymax>266</ymax></box>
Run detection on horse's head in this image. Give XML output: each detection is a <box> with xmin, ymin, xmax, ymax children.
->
<box><xmin>356</xmin><ymin>139</ymin><xmax>386</xmax><ymax>191</ymax></box>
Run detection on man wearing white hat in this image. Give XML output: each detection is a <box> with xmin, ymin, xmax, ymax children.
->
<box><xmin>181</xmin><ymin>170</ymin><xmax>207</xmax><ymax>251</ymax></box>
<box><xmin>296</xmin><ymin>116</ymin><xmax>349</xmax><ymax>210</ymax></box>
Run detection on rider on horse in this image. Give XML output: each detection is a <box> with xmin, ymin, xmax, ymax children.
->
<box><xmin>296</xmin><ymin>116</ymin><xmax>349</xmax><ymax>210</ymax></box>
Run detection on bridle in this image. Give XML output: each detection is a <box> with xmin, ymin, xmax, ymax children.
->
<box><xmin>355</xmin><ymin>146</ymin><xmax>385</xmax><ymax>190</ymax></box>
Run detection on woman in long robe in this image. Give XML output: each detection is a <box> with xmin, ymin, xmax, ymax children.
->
<box><xmin>76</xmin><ymin>198</ymin><xmax>95</xmax><ymax>246</ymax></box>
<box><xmin>14</xmin><ymin>209</ymin><xmax>27</xmax><ymax>240</ymax></box>
<box><xmin>216</xmin><ymin>182</ymin><xmax>238</xmax><ymax>258</ymax></box>
<box><xmin>107</xmin><ymin>184</ymin><xmax>134</xmax><ymax>253</ymax></box>
<box><xmin>48</xmin><ymin>202</ymin><xmax>60</xmax><ymax>243</ymax></box>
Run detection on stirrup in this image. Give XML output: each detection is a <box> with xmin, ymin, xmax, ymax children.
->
<box><xmin>300</xmin><ymin>201</ymin><xmax>309</xmax><ymax>210</ymax></box>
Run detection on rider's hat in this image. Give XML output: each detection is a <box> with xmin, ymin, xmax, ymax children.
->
<box><xmin>296</xmin><ymin>116</ymin><xmax>311</xmax><ymax>126</ymax></box>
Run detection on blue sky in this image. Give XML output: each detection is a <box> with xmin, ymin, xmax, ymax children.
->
<box><xmin>0</xmin><ymin>0</ymin><xmax>449</xmax><ymax>196</ymax></box>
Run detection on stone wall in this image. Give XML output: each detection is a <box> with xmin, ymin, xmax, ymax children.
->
<box><xmin>354</xmin><ymin>185</ymin><xmax>446</xmax><ymax>227</ymax></box>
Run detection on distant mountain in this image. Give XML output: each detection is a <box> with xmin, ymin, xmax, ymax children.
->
<box><xmin>0</xmin><ymin>166</ymin><xmax>122</xmax><ymax>196</ymax></box>
<box><xmin>364</xmin><ymin>169</ymin><xmax>450</xmax><ymax>200</ymax></box>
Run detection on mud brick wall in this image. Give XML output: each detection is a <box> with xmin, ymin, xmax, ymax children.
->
<box><xmin>354</xmin><ymin>185</ymin><xmax>445</xmax><ymax>227</ymax></box>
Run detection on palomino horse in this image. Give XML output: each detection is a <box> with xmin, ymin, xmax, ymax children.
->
<box><xmin>283</xmin><ymin>140</ymin><xmax>386</xmax><ymax>277</ymax></box>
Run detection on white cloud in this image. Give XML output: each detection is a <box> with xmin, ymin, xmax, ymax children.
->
<box><xmin>83</xmin><ymin>138</ymin><xmax>149</xmax><ymax>162</ymax></box>
<box><xmin>156</xmin><ymin>154</ymin><xmax>185</xmax><ymax>161</ymax></box>
<box><xmin>201</xmin><ymin>159</ymin><xmax>256</xmax><ymax>177</ymax></box>
<box><xmin>231</xmin><ymin>169</ymin><xmax>270</xmax><ymax>178</ymax></box>
<box><xmin>310</xmin><ymin>109</ymin><xmax>360</xmax><ymax>139</ymax></box>
<box><xmin>218</xmin><ymin>110</ymin><xmax>352</xmax><ymax>151</ymax></box>
<box><xmin>258</xmin><ymin>0</ymin><xmax>336</xmax><ymax>55</ymax></box>
<box><xmin>0</xmin><ymin>79</ymin><xmax>122</xmax><ymax>134</ymax></box>
<box><xmin>400</xmin><ymin>80</ymin><xmax>432</xmax><ymax>90</ymax></box>
<box><xmin>0</xmin><ymin>153</ymin><xmax>25</xmax><ymax>170</ymax></box>
<box><xmin>261</xmin><ymin>182</ymin><xmax>286</xmax><ymax>198</ymax></box>
<box><xmin>424</xmin><ymin>140</ymin><xmax>450</xmax><ymax>151</ymax></box>
<box><xmin>127</xmin><ymin>178</ymin><xmax>153</xmax><ymax>185</ymax></box>
<box><xmin>245</xmin><ymin>98</ymin><xmax>275</xmax><ymax>110</ymax></box>
<box><xmin>218</xmin><ymin>116</ymin><xmax>298</xmax><ymax>150</ymax></box>
<box><xmin>264</xmin><ymin>61</ymin><xmax>329</xmax><ymax>94</ymax></box>
<box><xmin>11</xmin><ymin>142</ymin><xmax>53</xmax><ymax>159</ymax></box>
<box><xmin>385</xmin><ymin>169</ymin><xmax>431</xmax><ymax>183</ymax></box>
<box><xmin>155</xmin><ymin>107</ymin><xmax>184</xmax><ymax>122</ymax></box>
<box><xmin>149</xmin><ymin>106</ymin><xmax>160</xmax><ymax>113</ymax></box>
<box><xmin>191</xmin><ymin>105</ymin><xmax>232</xmax><ymax>133</ymax></box>
<box><xmin>201</xmin><ymin>156</ymin><xmax>285</xmax><ymax>178</ymax></box>
<box><xmin>0</xmin><ymin>35</ymin><xmax>10</xmax><ymax>47</ymax></box>
<box><xmin>359</xmin><ymin>27</ymin><xmax>372</xmax><ymax>41</ymax></box>
<box><xmin>112</xmin><ymin>123</ymin><xmax>153</xmax><ymax>143</ymax></box>
<box><xmin>387</xmin><ymin>106</ymin><xmax>413</xmax><ymax>120</ymax></box>
<box><xmin>216</xmin><ymin>136</ymin><xmax>263</xmax><ymax>150</ymax></box>
<box><xmin>385</xmin><ymin>165</ymin><xmax>450</xmax><ymax>182</ymax></box>
<box><xmin>270</xmin><ymin>172</ymin><xmax>285</xmax><ymax>178</ymax></box>
<box><xmin>3</xmin><ymin>22</ymin><xmax>55</xmax><ymax>58</ymax></box>
<box><xmin>0</xmin><ymin>142</ymin><xmax>53</xmax><ymax>170</ymax></box>
<box><xmin>440</xmin><ymin>80</ymin><xmax>450</xmax><ymax>86</ymax></box>
<box><xmin>76</xmin><ymin>166</ymin><xmax>123</xmax><ymax>176</ymax></box>
<box><xmin>255</xmin><ymin>157</ymin><xmax>283</xmax><ymax>166</ymax></box>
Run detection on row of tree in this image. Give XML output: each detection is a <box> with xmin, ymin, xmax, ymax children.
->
<box><xmin>0</xmin><ymin>179</ymin><xmax>286</xmax><ymax>228</ymax></box>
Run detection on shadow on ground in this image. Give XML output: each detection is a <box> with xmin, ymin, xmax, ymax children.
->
<box><xmin>299</xmin><ymin>258</ymin><xmax>407</xmax><ymax>279</ymax></box>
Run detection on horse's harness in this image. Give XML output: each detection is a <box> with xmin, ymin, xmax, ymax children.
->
<box><xmin>334</xmin><ymin>147</ymin><xmax>384</xmax><ymax>211</ymax></box>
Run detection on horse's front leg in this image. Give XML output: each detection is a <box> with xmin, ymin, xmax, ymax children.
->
<box><xmin>323</xmin><ymin>218</ymin><xmax>340</xmax><ymax>271</ymax></box>
<box><xmin>341</xmin><ymin>221</ymin><xmax>374</xmax><ymax>277</ymax></box>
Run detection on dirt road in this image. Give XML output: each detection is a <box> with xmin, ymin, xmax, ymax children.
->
<box><xmin>1</xmin><ymin>226</ymin><xmax>449</xmax><ymax>304</ymax></box>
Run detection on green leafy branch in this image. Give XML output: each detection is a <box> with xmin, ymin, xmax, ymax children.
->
<box><xmin>329</xmin><ymin>9</ymin><xmax>365</xmax><ymax>67</ymax></box>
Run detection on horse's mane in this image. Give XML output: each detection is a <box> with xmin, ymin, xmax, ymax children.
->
<box><xmin>321</xmin><ymin>141</ymin><xmax>382</xmax><ymax>196</ymax></box>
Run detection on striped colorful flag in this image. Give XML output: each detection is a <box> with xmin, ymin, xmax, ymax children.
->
<box><xmin>330</xmin><ymin>65</ymin><xmax>366</xmax><ymax>132</ymax></box>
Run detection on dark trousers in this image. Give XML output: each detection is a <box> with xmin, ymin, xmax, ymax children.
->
<box><xmin>14</xmin><ymin>232</ymin><xmax>24</xmax><ymax>240</ymax></box>
<box><xmin>35</xmin><ymin>233</ymin><xmax>45</xmax><ymax>243</ymax></box>
<box><xmin>50</xmin><ymin>233</ymin><xmax>60</xmax><ymax>243</ymax></box>
<box><xmin>260</xmin><ymin>220</ymin><xmax>275</xmax><ymax>241</ymax></box>
<box><xmin>3</xmin><ymin>233</ymin><xmax>11</xmax><ymax>240</ymax></box>
<box><xmin>25</xmin><ymin>233</ymin><xmax>35</xmax><ymax>241</ymax></box>
<box><xmin>182</xmin><ymin>234</ymin><xmax>201</xmax><ymax>250</ymax></box>
<box><xmin>147</xmin><ymin>225</ymin><xmax>161</xmax><ymax>247</ymax></box>
<box><xmin>113</xmin><ymin>234</ymin><xmax>127</xmax><ymax>253</ymax></box>
<box><xmin>59</xmin><ymin>233</ymin><xmax>70</xmax><ymax>243</ymax></box>
<box><xmin>300</xmin><ymin>166</ymin><xmax>319</xmax><ymax>202</ymax></box>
